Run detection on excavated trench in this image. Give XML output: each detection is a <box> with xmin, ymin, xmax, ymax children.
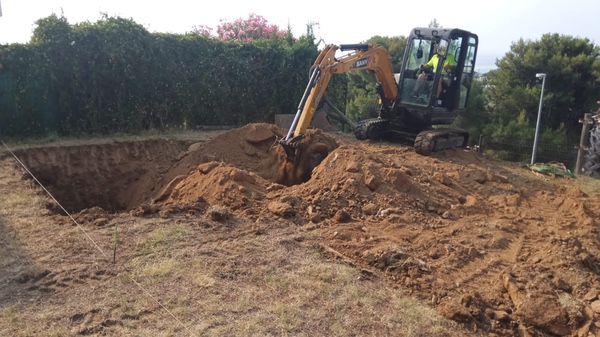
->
<box><xmin>10</xmin><ymin>124</ymin><xmax>339</xmax><ymax>214</ymax></box>
<box><xmin>12</xmin><ymin>139</ymin><xmax>192</xmax><ymax>213</ymax></box>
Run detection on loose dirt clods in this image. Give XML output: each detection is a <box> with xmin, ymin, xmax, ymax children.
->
<box><xmin>2</xmin><ymin>122</ymin><xmax>600</xmax><ymax>336</ymax></box>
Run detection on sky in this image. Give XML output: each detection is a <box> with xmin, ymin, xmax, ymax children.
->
<box><xmin>0</xmin><ymin>0</ymin><xmax>598</xmax><ymax>73</ymax></box>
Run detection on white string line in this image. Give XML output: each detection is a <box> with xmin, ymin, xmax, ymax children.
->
<box><xmin>129</xmin><ymin>277</ymin><xmax>196</xmax><ymax>336</ymax></box>
<box><xmin>1</xmin><ymin>140</ymin><xmax>108</xmax><ymax>259</ymax></box>
<box><xmin>1</xmin><ymin>140</ymin><xmax>196</xmax><ymax>336</ymax></box>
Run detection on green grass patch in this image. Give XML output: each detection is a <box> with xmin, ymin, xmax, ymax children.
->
<box><xmin>133</xmin><ymin>226</ymin><xmax>189</xmax><ymax>256</ymax></box>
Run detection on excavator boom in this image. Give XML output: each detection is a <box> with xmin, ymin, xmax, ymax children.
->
<box><xmin>280</xmin><ymin>44</ymin><xmax>398</xmax><ymax>159</ymax></box>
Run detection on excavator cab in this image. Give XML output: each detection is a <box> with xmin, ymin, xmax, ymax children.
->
<box><xmin>397</xmin><ymin>28</ymin><xmax>478</xmax><ymax>126</ymax></box>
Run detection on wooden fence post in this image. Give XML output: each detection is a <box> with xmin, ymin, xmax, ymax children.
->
<box><xmin>575</xmin><ymin>113</ymin><xmax>594</xmax><ymax>175</ymax></box>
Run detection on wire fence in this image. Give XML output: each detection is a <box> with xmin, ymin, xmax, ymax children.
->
<box><xmin>477</xmin><ymin>135</ymin><xmax>579</xmax><ymax>171</ymax></box>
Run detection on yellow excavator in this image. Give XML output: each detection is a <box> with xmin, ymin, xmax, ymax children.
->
<box><xmin>279</xmin><ymin>27</ymin><xmax>479</xmax><ymax>160</ymax></box>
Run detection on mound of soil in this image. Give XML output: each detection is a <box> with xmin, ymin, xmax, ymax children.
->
<box><xmin>9</xmin><ymin>122</ymin><xmax>600</xmax><ymax>336</ymax></box>
<box><xmin>127</xmin><ymin>123</ymin><xmax>600</xmax><ymax>335</ymax></box>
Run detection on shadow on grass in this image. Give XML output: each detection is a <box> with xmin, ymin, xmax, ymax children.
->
<box><xmin>0</xmin><ymin>214</ymin><xmax>51</xmax><ymax>309</ymax></box>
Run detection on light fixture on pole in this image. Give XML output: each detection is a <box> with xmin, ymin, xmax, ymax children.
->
<box><xmin>531</xmin><ymin>73</ymin><xmax>547</xmax><ymax>165</ymax></box>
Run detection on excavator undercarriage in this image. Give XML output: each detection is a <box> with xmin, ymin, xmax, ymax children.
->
<box><xmin>354</xmin><ymin>118</ymin><xmax>469</xmax><ymax>155</ymax></box>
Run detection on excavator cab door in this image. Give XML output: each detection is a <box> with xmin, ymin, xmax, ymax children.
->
<box><xmin>397</xmin><ymin>28</ymin><xmax>478</xmax><ymax>126</ymax></box>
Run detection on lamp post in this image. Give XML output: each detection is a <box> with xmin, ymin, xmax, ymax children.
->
<box><xmin>531</xmin><ymin>73</ymin><xmax>547</xmax><ymax>165</ymax></box>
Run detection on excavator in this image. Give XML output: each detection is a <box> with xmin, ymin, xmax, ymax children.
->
<box><xmin>278</xmin><ymin>27</ymin><xmax>479</xmax><ymax>160</ymax></box>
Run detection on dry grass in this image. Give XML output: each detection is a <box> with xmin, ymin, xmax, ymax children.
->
<box><xmin>567</xmin><ymin>174</ymin><xmax>600</xmax><ymax>195</ymax></box>
<box><xmin>0</xmin><ymin>165</ymin><xmax>50</xmax><ymax>218</ymax></box>
<box><xmin>206</xmin><ymin>205</ymin><xmax>232</xmax><ymax>221</ymax></box>
<box><xmin>0</xmin><ymin>128</ymin><xmax>226</xmax><ymax>151</ymax></box>
<box><xmin>0</xmin><ymin>154</ymin><xmax>469</xmax><ymax>337</ymax></box>
<box><xmin>501</xmin><ymin>160</ymin><xmax>600</xmax><ymax>196</ymax></box>
<box><xmin>0</xmin><ymin>160</ymin><xmax>52</xmax><ymax>275</ymax></box>
<box><xmin>113</xmin><ymin>221</ymin><xmax>464</xmax><ymax>337</ymax></box>
<box><xmin>0</xmin><ymin>224</ymin><xmax>465</xmax><ymax>335</ymax></box>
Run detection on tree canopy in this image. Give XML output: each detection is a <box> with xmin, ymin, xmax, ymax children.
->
<box><xmin>485</xmin><ymin>33</ymin><xmax>600</xmax><ymax>143</ymax></box>
<box><xmin>193</xmin><ymin>13</ymin><xmax>293</xmax><ymax>42</ymax></box>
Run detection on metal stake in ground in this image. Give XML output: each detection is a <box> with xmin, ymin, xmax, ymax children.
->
<box><xmin>531</xmin><ymin>73</ymin><xmax>547</xmax><ymax>165</ymax></box>
<box><xmin>113</xmin><ymin>223</ymin><xmax>118</xmax><ymax>263</ymax></box>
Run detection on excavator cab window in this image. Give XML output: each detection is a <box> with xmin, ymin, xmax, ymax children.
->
<box><xmin>399</xmin><ymin>36</ymin><xmax>447</xmax><ymax>107</ymax></box>
<box><xmin>401</xmin><ymin>37</ymin><xmax>434</xmax><ymax>102</ymax></box>
<box><xmin>397</xmin><ymin>28</ymin><xmax>478</xmax><ymax>123</ymax></box>
<box><xmin>458</xmin><ymin>37</ymin><xmax>478</xmax><ymax>108</ymax></box>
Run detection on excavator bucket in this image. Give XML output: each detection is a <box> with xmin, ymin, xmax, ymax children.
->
<box><xmin>272</xmin><ymin>135</ymin><xmax>332</xmax><ymax>186</ymax></box>
<box><xmin>276</xmin><ymin>135</ymin><xmax>306</xmax><ymax>162</ymax></box>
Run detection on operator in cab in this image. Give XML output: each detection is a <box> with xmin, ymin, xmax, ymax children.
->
<box><xmin>412</xmin><ymin>40</ymin><xmax>457</xmax><ymax>104</ymax></box>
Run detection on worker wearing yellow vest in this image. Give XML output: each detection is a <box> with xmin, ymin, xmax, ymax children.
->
<box><xmin>412</xmin><ymin>42</ymin><xmax>457</xmax><ymax>103</ymax></box>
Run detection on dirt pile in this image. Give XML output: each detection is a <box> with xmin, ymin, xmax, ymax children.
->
<box><xmin>138</xmin><ymin>123</ymin><xmax>600</xmax><ymax>336</ymax></box>
<box><xmin>137</xmin><ymin>123</ymin><xmax>339</xmax><ymax>216</ymax></box>
<box><xmin>8</xmin><ymin>122</ymin><xmax>600</xmax><ymax>336</ymax></box>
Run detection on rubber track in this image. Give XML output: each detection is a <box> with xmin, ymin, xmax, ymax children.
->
<box><xmin>414</xmin><ymin>128</ymin><xmax>468</xmax><ymax>156</ymax></box>
<box><xmin>354</xmin><ymin>118</ymin><xmax>389</xmax><ymax>140</ymax></box>
<box><xmin>414</xmin><ymin>130</ymin><xmax>436</xmax><ymax>156</ymax></box>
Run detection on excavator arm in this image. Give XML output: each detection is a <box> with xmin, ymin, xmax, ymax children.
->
<box><xmin>279</xmin><ymin>43</ymin><xmax>398</xmax><ymax>160</ymax></box>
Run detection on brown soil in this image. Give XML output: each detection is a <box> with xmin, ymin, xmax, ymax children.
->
<box><xmin>2</xmin><ymin>122</ymin><xmax>600</xmax><ymax>336</ymax></box>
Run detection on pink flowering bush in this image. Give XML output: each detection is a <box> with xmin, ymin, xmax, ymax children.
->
<box><xmin>193</xmin><ymin>13</ymin><xmax>292</xmax><ymax>42</ymax></box>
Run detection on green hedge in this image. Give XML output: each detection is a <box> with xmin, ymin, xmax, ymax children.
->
<box><xmin>0</xmin><ymin>14</ymin><xmax>320</xmax><ymax>138</ymax></box>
